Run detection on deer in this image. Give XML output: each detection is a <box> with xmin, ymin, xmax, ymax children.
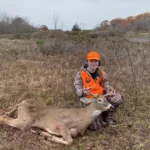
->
<box><xmin>0</xmin><ymin>94</ymin><xmax>113</xmax><ymax>145</ymax></box>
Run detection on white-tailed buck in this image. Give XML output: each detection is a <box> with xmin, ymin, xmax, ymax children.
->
<box><xmin>0</xmin><ymin>95</ymin><xmax>112</xmax><ymax>145</ymax></box>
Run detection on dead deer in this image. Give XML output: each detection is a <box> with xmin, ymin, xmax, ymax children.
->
<box><xmin>0</xmin><ymin>95</ymin><xmax>112</xmax><ymax>145</ymax></box>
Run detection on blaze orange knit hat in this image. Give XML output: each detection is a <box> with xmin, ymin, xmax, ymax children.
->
<box><xmin>87</xmin><ymin>51</ymin><xmax>100</xmax><ymax>61</ymax></box>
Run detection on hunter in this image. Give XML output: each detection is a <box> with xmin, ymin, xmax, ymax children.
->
<box><xmin>74</xmin><ymin>51</ymin><xmax>123</xmax><ymax>130</ymax></box>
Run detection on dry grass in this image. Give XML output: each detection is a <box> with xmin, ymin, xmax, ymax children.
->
<box><xmin>0</xmin><ymin>32</ymin><xmax>150</xmax><ymax>150</ymax></box>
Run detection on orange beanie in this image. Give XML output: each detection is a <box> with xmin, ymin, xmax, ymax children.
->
<box><xmin>87</xmin><ymin>51</ymin><xmax>100</xmax><ymax>61</ymax></box>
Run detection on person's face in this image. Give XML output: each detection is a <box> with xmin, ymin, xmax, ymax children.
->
<box><xmin>87</xmin><ymin>59</ymin><xmax>99</xmax><ymax>70</ymax></box>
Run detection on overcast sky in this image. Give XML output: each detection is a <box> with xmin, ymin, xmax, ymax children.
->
<box><xmin>0</xmin><ymin>0</ymin><xmax>149</xmax><ymax>30</ymax></box>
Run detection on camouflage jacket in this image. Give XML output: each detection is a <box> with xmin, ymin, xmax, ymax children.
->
<box><xmin>74</xmin><ymin>65</ymin><xmax>111</xmax><ymax>97</ymax></box>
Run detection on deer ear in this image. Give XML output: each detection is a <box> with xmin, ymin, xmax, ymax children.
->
<box><xmin>85</xmin><ymin>100</ymin><xmax>91</xmax><ymax>105</ymax></box>
<box><xmin>97</xmin><ymin>98</ymin><xmax>103</xmax><ymax>103</ymax></box>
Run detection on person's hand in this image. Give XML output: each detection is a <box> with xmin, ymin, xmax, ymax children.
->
<box><xmin>108</xmin><ymin>91</ymin><xmax>115</xmax><ymax>96</ymax></box>
<box><xmin>83</xmin><ymin>88</ymin><xmax>91</xmax><ymax>95</ymax></box>
<box><xmin>107</xmin><ymin>87</ymin><xmax>116</xmax><ymax>96</ymax></box>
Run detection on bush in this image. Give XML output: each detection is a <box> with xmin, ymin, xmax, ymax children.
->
<box><xmin>109</xmin><ymin>30</ymin><xmax>125</xmax><ymax>37</ymax></box>
<box><xmin>36</xmin><ymin>39</ymin><xmax>66</xmax><ymax>56</ymax></box>
<box><xmin>36</xmin><ymin>39</ymin><xmax>44</xmax><ymax>46</ymax></box>
<box><xmin>72</xmin><ymin>23</ymin><xmax>81</xmax><ymax>31</ymax></box>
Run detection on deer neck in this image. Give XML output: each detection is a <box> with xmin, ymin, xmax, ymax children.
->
<box><xmin>84</xmin><ymin>103</ymin><xmax>102</xmax><ymax>118</ymax></box>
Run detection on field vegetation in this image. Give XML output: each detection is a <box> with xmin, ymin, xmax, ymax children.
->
<box><xmin>0</xmin><ymin>29</ymin><xmax>149</xmax><ymax>150</ymax></box>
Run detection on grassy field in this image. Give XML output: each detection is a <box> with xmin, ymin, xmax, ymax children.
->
<box><xmin>0</xmin><ymin>31</ymin><xmax>150</xmax><ymax>150</ymax></box>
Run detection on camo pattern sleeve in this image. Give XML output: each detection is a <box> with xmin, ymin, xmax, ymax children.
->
<box><xmin>103</xmin><ymin>71</ymin><xmax>111</xmax><ymax>94</ymax></box>
<box><xmin>74</xmin><ymin>72</ymin><xmax>84</xmax><ymax>97</ymax></box>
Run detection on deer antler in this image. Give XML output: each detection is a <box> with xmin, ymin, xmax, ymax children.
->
<box><xmin>103</xmin><ymin>92</ymin><xmax>116</xmax><ymax>97</ymax></box>
<box><xmin>90</xmin><ymin>93</ymin><xmax>99</xmax><ymax>99</ymax></box>
<box><xmin>90</xmin><ymin>93</ymin><xmax>111</xmax><ymax>99</ymax></box>
<box><xmin>84</xmin><ymin>85</ymin><xmax>99</xmax><ymax>99</ymax></box>
<box><xmin>85</xmin><ymin>85</ymin><xmax>96</xmax><ymax>90</ymax></box>
<box><xmin>103</xmin><ymin>93</ymin><xmax>110</xmax><ymax>97</ymax></box>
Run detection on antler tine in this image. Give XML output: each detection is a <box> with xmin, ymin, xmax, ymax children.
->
<box><xmin>103</xmin><ymin>93</ymin><xmax>110</xmax><ymax>97</ymax></box>
<box><xmin>84</xmin><ymin>85</ymin><xmax>98</xmax><ymax>98</ymax></box>
<box><xmin>85</xmin><ymin>85</ymin><xmax>96</xmax><ymax>90</ymax></box>
<box><xmin>103</xmin><ymin>92</ymin><xmax>116</xmax><ymax>97</ymax></box>
<box><xmin>90</xmin><ymin>93</ymin><xmax>99</xmax><ymax>99</ymax></box>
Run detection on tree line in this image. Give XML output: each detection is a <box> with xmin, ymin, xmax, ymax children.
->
<box><xmin>0</xmin><ymin>11</ymin><xmax>150</xmax><ymax>34</ymax></box>
<box><xmin>99</xmin><ymin>12</ymin><xmax>150</xmax><ymax>31</ymax></box>
<box><xmin>0</xmin><ymin>12</ymin><xmax>37</xmax><ymax>34</ymax></box>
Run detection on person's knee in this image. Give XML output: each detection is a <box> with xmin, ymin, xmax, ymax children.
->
<box><xmin>116</xmin><ymin>93</ymin><xmax>123</xmax><ymax>105</ymax></box>
<box><xmin>109</xmin><ymin>93</ymin><xmax>123</xmax><ymax>108</ymax></box>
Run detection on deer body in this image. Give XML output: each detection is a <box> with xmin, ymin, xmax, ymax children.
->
<box><xmin>0</xmin><ymin>96</ymin><xmax>112</xmax><ymax>145</ymax></box>
<box><xmin>33</xmin><ymin>104</ymin><xmax>102</xmax><ymax>135</ymax></box>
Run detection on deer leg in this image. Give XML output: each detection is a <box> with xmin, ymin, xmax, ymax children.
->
<box><xmin>39</xmin><ymin>130</ymin><xmax>69</xmax><ymax>145</ymax></box>
<box><xmin>4</xmin><ymin>100</ymin><xmax>27</xmax><ymax>117</ymax></box>
<box><xmin>41</xmin><ymin>123</ymin><xmax>73</xmax><ymax>145</ymax></box>
<box><xmin>48</xmin><ymin>135</ymin><xmax>71</xmax><ymax>145</ymax></box>
<box><xmin>70</xmin><ymin>128</ymin><xmax>79</xmax><ymax>137</ymax></box>
<box><xmin>5</xmin><ymin>105</ymin><xmax>18</xmax><ymax>117</ymax></box>
<box><xmin>4</xmin><ymin>100</ymin><xmax>30</xmax><ymax>120</ymax></box>
<box><xmin>55</xmin><ymin>123</ymin><xmax>73</xmax><ymax>145</ymax></box>
<box><xmin>0</xmin><ymin>115</ymin><xmax>26</xmax><ymax>130</ymax></box>
<box><xmin>40</xmin><ymin>131</ymin><xmax>53</xmax><ymax>138</ymax></box>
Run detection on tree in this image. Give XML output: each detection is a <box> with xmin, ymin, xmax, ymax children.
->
<box><xmin>110</xmin><ymin>18</ymin><xmax>130</xmax><ymax>30</ymax></box>
<box><xmin>100</xmin><ymin>20</ymin><xmax>111</xmax><ymax>30</ymax></box>
<box><xmin>0</xmin><ymin>12</ymin><xmax>12</xmax><ymax>34</ymax></box>
<box><xmin>0</xmin><ymin>12</ymin><xmax>37</xmax><ymax>34</ymax></box>
<box><xmin>110</xmin><ymin>12</ymin><xmax>150</xmax><ymax>31</ymax></box>
<box><xmin>72</xmin><ymin>23</ymin><xmax>81</xmax><ymax>31</ymax></box>
<box><xmin>40</xmin><ymin>25</ymin><xmax>48</xmax><ymax>31</ymax></box>
<box><xmin>52</xmin><ymin>12</ymin><xmax>60</xmax><ymax>29</ymax></box>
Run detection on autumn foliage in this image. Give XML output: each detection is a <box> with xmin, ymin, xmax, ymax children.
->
<box><xmin>110</xmin><ymin>12</ymin><xmax>150</xmax><ymax>31</ymax></box>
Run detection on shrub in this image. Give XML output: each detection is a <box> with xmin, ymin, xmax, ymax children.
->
<box><xmin>72</xmin><ymin>23</ymin><xmax>81</xmax><ymax>31</ymax></box>
<box><xmin>36</xmin><ymin>39</ymin><xmax>44</xmax><ymax>46</ymax></box>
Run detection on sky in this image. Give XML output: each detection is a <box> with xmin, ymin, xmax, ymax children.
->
<box><xmin>0</xmin><ymin>0</ymin><xmax>150</xmax><ymax>30</ymax></box>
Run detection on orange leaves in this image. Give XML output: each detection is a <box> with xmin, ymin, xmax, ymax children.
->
<box><xmin>110</xmin><ymin>18</ymin><xmax>130</xmax><ymax>27</ymax></box>
<box><xmin>110</xmin><ymin>12</ymin><xmax>150</xmax><ymax>27</ymax></box>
